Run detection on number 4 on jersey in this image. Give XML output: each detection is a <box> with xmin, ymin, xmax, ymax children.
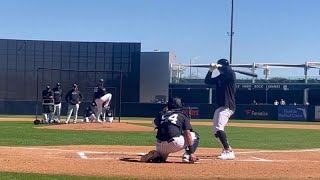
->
<box><xmin>168</xmin><ymin>114</ymin><xmax>178</xmax><ymax>124</ymax></box>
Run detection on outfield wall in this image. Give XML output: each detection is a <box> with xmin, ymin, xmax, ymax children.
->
<box><xmin>0</xmin><ymin>100</ymin><xmax>316</xmax><ymax>121</ymax></box>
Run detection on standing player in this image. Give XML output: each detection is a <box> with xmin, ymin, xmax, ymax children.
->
<box><xmin>52</xmin><ymin>83</ymin><xmax>63</xmax><ymax>123</ymax></box>
<box><xmin>204</xmin><ymin>58</ymin><xmax>236</xmax><ymax>160</ymax></box>
<box><xmin>42</xmin><ymin>85</ymin><xmax>54</xmax><ymax>123</ymax></box>
<box><xmin>93</xmin><ymin>79</ymin><xmax>112</xmax><ymax>123</ymax></box>
<box><xmin>140</xmin><ymin>97</ymin><xmax>200</xmax><ymax>163</ymax></box>
<box><xmin>65</xmin><ymin>84</ymin><xmax>84</xmax><ymax>124</ymax></box>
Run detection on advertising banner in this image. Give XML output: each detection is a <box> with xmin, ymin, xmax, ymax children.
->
<box><xmin>235</xmin><ymin>105</ymin><xmax>278</xmax><ymax>120</ymax></box>
<box><xmin>314</xmin><ymin>106</ymin><xmax>320</xmax><ymax>121</ymax></box>
<box><xmin>278</xmin><ymin>106</ymin><xmax>307</xmax><ymax>121</ymax></box>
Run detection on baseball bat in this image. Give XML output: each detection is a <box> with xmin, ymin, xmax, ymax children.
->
<box><xmin>234</xmin><ymin>70</ymin><xmax>258</xmax><ymax>77</ymax></box>
<box><xmin>209</xmin><ymin>64</ymin><xmax>257</xmax><ymax>77</ymax></box>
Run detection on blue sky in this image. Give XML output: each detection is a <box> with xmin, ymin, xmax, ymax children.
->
<box><xmin>0</xmin><ymin>0</ymin><xmax>319</xmax><ymax>78</ymax></box>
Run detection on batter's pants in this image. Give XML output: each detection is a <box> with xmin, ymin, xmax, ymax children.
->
<box><xmin>212</xmin><ymin>107</ymin><xmax>234</xmax><ymax>134</ymax></box>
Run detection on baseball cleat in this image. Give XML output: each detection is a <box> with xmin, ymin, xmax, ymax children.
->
<box><xmin>140</xmin><ymin>150</ymin><xmax>159</xmax><ymax>162</ymax></box>
<box><xmin>217</xmin><ymin>150</ymin><xmax>235</xmax><ymax>160</ymax></box>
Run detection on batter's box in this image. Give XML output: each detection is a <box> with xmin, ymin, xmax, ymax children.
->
<box><xmin>77</xmin><ymin>151</ymin><xmax>140</xmax><ymax>160</ymax></box>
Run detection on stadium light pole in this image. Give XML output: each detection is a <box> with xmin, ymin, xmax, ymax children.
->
<box><xmin>189</xmin><ymin>56</ymin><xmax>200</xmax><ymax>78</ymax></box>
<box><xmin>228</xmin><ymin>0</ymin><xmax>234</xmax><ymax>64</ymax></box>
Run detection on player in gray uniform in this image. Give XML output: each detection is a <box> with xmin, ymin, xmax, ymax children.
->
<box><xmin>42</xmin><ymin>86</ymin><xmax>54</xmax><ymax>123</ymax></box>
<box><xmin>52</xmin><ymin>83</ymin><xmax>63</xmax><ymax>123</ymax></box>
<box><xmin>141</xmin><ymin>97</ymin><xmax>200</xmax><ymax>163</ymax></box>
<box><xmin>204</xmin><ymin>59</ymin><xmax>236</xmax><ymax>160</ymax></box>
<box><xmin>93</xmin><ymin>79</ymin><xmax>112</xmax><ymax>122</ymax></box>
<box><xmin>65</xmin><ymin>84</ymin><xmax>84</xmax><ymax>124</ymax></box>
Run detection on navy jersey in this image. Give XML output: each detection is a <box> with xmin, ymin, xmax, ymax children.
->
<box><xmin>65</xmin><ymin>89</ymin><xmax>84</xmax><ymax>105</ymax></box>
<box><xmin>154</xmin><ymin>110</ymin><xmax>192</xmax><ymax>141</ymax></box>
<box><xmin>42</xmin><ymin>89</ymin><xmax>54</xmax><ymax>100</ymax></box>
<box><xmin>204</xmin><ymin>67</ymin><xmax>236</xmax><ymax>111</ymax></box>
<box><xmin>52</xmin><ymin>87</ymin><xmax>63</xmax><ymax>104</ymax></box>
<box><xmin>93</xmin><ymin>86</ymin><xmax>107</xmax><ymax>100</ymax></box>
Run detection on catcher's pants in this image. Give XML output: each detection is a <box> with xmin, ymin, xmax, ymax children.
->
<box><xmin>212</xmin><ymin>107</ymin><xmax>234</xmax><ymax>134</ymax></box>
<box><xmin>53</xmin><ymin>103</ymin><xmax>61</xmax><ymax>121</ymax></box>
<box><xmin>66</xmin><ymin>104</ymin><xmax>79</xmax><ymax>123</ymax></box>
<box><xmin>156</xmin><ymin>132</ymin><xmax>197</xmax><ymax>160</ymax></box>
<box><xmin>95</xmin><ymin>93</ymin><xmax>112</xmax><ymax>121</ymax></box>
<box><xmin>84</xmin><ymin>114</ymin><xmax>96</xmax><ymax>122</ymax></box>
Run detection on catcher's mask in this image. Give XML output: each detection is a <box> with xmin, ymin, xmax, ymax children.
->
<box><xmin>167</xmin><ymin>97</ymin><xmax>183</xmax><ymax>110</ymax></box>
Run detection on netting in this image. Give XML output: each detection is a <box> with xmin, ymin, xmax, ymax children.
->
<box><xmin>35</xmin><ymin>68</ymin><xmax>123</xmax><ymax>122</ymax></box>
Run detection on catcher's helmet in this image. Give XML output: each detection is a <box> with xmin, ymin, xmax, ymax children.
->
<box><xmin>217</xmin><ymin>59</ymin><xmax>229</xmax><ymax>67</ymax></box>
<box><xmin>167</xmin><ymin>97</ymin><xmax>183</xmax><ymax>110</ymax></box>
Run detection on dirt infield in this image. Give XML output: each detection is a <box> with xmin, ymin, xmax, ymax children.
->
<box><xmin>36</xmin><ymin>122</ymin><xmax>154</xmax><ymax>132</ymax></box>
<box><xmin>0</xmin><ymin>117</ymin><xmax>320</xmax><ymax>179</ymax></box>
<box><xmin>0</xmin><ymin>145</ymin><xmax>319</xmax><ymax>179</ymax></box>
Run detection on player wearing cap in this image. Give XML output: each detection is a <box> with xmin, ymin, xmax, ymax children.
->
<box><xmin>65</xmin><ymin>84</ymin><xmax>84</xmax><ymax>124</ymax></box>
<box><xmin>204</xmin><ymin>58</ymin><xmax>236</xmax><ymax>160</ymax></box>
<box><xmin>42</xmin><ymin>85</ymin><xmax>54</xmax><ymax>123</ymax></box>
<box><xmin>93</xmin><ymin>79</ymin><xmax>112</xmax><ymax>123</ymax></box>
<box><xmin>52</xmin><ymin>83</ymin><xmax>63</xmax><ymax>123</ymax></box>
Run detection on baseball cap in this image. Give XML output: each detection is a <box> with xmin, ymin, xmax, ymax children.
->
<box><xmin>99</xmin><ymin>79</ymin><xmax>104</xmax><ymax>83</ymax></box>
<box><xmin>56</xmin><ymin>83</ymin><xmax>61</xmax><ymax>86</ymax></box>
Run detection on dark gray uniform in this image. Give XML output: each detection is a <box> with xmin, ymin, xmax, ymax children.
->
<box><xmin>52</xmin><ymin>86</ymin><xmax>63</xmax><ymax>122</ymax></box>
<box><xmin>42</xmin><ymin>87</ymin><xmax>54</xmax><ymax>123</ymax></box>
<box><xmin>65</xmin><ymin>85</ymin><xmax>84</xmax><ymax>124</ymax></box>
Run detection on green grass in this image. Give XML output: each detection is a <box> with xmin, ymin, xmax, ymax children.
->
<box><xmin>0</xmin><ymin>122</ymin><xmax>156</xmax><ymax>147</ymax></box>
<box><xmin>0</xmin><ymin>172</ymin><xmax>137</xmax><ymax>180</ymax></box>
<box><xmin>1</xmin><ymin>114</ymin><xmax>320</xmax><ymax>125</ymax></box>
<box><xmin>1</xmin><ymin>121</ymin><xmax>320</xmax><ymax>150</ymax></box>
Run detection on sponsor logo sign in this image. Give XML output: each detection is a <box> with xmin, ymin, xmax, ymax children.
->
<box><xmin>243</xmin><ymin>109</ymin><xmax>271</xmax><ymax>120</ymax></box>
<box><xmin>245</xmin><ymin>110</ymin><xmax>269</xmax><ymax>116</ymax></box>
<box><xmin>278</xmin><ymin>106</ymin><xmax>307</xmax><ymax>121</ymax></box>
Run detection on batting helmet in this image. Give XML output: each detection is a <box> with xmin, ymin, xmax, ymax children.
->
<box><xmin>167</xmin><ymin>97</ymin><xmax>183</xmax><ymax>110</ymax></box>
<box><xmin>217</xmin><ymin>59</ymin><xmax>229</xmax><ymax>67</ymax></box>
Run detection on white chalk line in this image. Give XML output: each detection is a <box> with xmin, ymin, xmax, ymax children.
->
<box><xmin>1</xmin><ymin>146</ymin><xmax>320</xmax><ymax>162</ymax></box>
<box><xmin>235</xmin><ymin>148</ymin><xmax>320</xmax><ymax>155</ymax></box>
<box><xmin>77</xmin><ymin>152</ymin><xmax>88</xmax><ymax>159</ymax></box>
<box><xmin>0</xmin><ymin>146</ymin><xmax>141</xmax><ymax>155</ymax></box>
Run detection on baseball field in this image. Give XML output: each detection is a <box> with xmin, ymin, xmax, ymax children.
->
<box><xmin>0</xmin><ymin>115</ymin><xmax>320</xmax><ymax>180</ymax></box>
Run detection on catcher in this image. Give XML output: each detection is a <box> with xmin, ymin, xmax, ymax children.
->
<box><xmin>140</xmin><ymin>97</ymin><xmax>200</xmax><ymax>163</ymax></box>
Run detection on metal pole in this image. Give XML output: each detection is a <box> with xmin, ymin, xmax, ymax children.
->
<box><xmin>35</xmin><ymin>68</ymin><xmax>39</xmax><ymax>120</ymax></box>
<box><xmin>209</xmin><ymin>88</ymin><xmax>212</xmax><ymax>104</ymax></box>
<box><xmin>229</xmin><ymin>0</ymin><xmax>234</xmax><ymax>64</ymax></box>
<box><xmin>118</xmin><ymin>71</ymin><xmax>123</xmax><ymax>122</ymax></box>
<box><xmin>189</xmin><ymin>58</ymin><xmax>191</xmax><ymax>78</ymax></box>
